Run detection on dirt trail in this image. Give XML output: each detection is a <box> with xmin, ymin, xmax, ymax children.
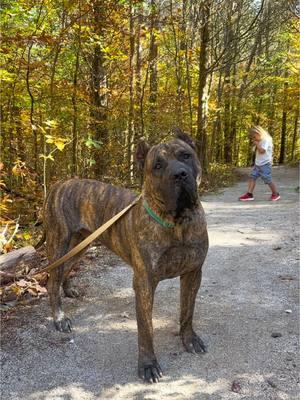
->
<box><xmin>1</xmin><ymin>166</ymin><xmax>299</xmax><ymax>400</ymax></box>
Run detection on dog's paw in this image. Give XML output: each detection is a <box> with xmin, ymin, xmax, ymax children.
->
<box><xmin>54</xmin><ymin>317</ymin><xmax>72</xmax><ymax>333</ymax></box>
<box><xmin>138</xmin><ymin>360</ymin><xmax>163</xmax><ymax>383</ymax></box>
<box><xmin>181</xmin><ymin>330</ymin><xmax>206</xmax><ymax>354</ymax></box>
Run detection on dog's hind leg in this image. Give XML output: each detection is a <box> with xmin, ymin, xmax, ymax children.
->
<box><xmin>62</xmin><ymin>271</ymin><xmax>80</xmax><ymax>298</ymax></box>
<box><xmin>62</xmin><ymin>233</ymin><xmax>87</xmax><ymax>298</ymax></box>
<box><xmin>47</xmin><ymin>234</ymin><xmax>73</xmax><ymax>333</ymax></box>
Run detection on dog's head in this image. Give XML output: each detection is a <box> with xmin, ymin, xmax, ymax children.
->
<box><xmin>136</xmin><ymin>129</ymin><xmax>201</xmax><ymax>220</ymax></box>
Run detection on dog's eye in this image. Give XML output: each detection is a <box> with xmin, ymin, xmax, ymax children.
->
<box><xmin>183</xmin><ymin>153</ymin><xmax>191</xmax><ymax>160</ymax></box>
<box><xmin>154</xmin><ymin>162</ymin><xmax>162</xmax><ymax>170</ymax></box>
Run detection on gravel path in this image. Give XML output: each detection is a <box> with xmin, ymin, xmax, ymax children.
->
<box><xmin>1</xmin><ymin>166</ymin><xmax>299</xmax><ymax>400</ymax></box>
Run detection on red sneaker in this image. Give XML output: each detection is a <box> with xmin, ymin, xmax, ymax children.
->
<box><xmin>239</xmin><ymin>193</ymin><xmax>254</xmax><ymax>201</ymax></box>
<box><xmin>270</xmin><ymin>193</ymin><xmax>280</xmax><ymax>201</ymax></box>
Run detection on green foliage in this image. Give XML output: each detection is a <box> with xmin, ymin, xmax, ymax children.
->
<box><xmin>200</xmin><ymin>163</ymin><xmax>237</xmax><ymax>194</ymax></box>
<box><xmin>85</xmin><ymin>137</ymin><xmax>103</xmax><ymax>149</ymax></box>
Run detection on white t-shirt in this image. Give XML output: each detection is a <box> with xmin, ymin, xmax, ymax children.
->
<box><xmin>255</xmin><ymin>137</ymin><xmax>273</xmax><ymax>166</ymax></box>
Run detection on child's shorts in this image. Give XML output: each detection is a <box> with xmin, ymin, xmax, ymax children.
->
<box><xmin>250</xmin><ymin>163</ymin><xmax>272</xmax><ymax>184</ymax></box>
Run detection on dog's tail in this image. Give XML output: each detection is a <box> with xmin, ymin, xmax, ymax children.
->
<box><xmin>34</xmin><ymin>185</ymin><xmax>53</xmax><ymax>250</ymax></box>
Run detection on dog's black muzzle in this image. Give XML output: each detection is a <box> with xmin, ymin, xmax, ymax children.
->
<box><xmin>169</xmin><ymin>163</ymin><xmax>198</xmax><ymax>217</ymax></box>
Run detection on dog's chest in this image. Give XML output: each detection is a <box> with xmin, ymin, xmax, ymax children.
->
<box><xmin>135</xmin><ymin>209</ymin><xmax>208</xmax><ymax>280</ymax></box>
<box><xmin>155</xmin><ymin>241</ymin><xmax>207</xmax><ymax>279</ymax></box>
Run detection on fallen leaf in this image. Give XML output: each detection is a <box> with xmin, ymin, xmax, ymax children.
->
<box><xmin>27</xmin><ymin>288</ymin><xmax>38</xmax><ymax>296</ymax></box>
<box><xmin>16</xmin><ymin>279</ymin><xmax>28</xmax><ymax>288</ymax></box>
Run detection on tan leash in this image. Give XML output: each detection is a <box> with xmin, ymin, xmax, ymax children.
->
<box><xmin>33</xmin><ymin>194</ymin><xmax>141</xmax><ymax>276</ymax></box>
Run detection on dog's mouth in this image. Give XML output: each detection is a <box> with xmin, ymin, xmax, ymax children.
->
<box><xmin>175</xmin><ymin>184</ymin><xmax>197</xmax><ymax>217</ymax></box>
<box><xmin>164</xmin><ymin>180</ymin><xmax>197</xmax><ymax>220</ymax></box>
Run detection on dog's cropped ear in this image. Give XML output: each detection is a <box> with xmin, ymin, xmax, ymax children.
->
<box><xmin>135</xmin><ymin>139</ymin><xmax>151</xmax><ymax>170</ymax></box>
<box><xmin>173</xmin><ymin>127</ymin><xmax>196</xmax><ymax>150</ymax></box>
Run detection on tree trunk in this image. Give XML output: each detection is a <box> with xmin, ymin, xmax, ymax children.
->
<box><xmin>72</xmin><ymin>37</ymin><xmax>80</xmax><ymax>177</ymax></box>
<box><xmin>267</xmin><ymin>86</ymin><xmax>277</xmax><ymax>137</ymax></box>
<box><xmin>127</xmin><ymin>0</ymin><xmax>135</xmax><ymax>183</ymax></box>
<box><xmin>212</xmin><ymin>72</ymin><xmax>223</xmax><ymax>163</ymax></box>
<box><xmin>24</xmin><ymin>3</ymin><xmax>44</xmax><ymax>174</ymax></box>
<box><xmin>15</xmin><ymin>106</ymin><xmax>26</xmax><ymax>162</ymax></box>
<box><xmin>134</xmin><ymin>1</ymin><xmax>143</xmax><ymax>141</ymax></box>
<box><xmin>291</xmin><ymin>102</ymin><xmax>299</xmax><ymax>161</ymax></box>
<box><xmin>183</xmin><ymin>0</ymin><xmax>193</xmax><ymax>134</ymax></box>
<box><xmin>149</xmin><ymin>0</ymin><xmax>158</xmax><ymax>135</ymax></box>
<box><xmin>26</xmin><ymin>43</ymin><xmax>37</xmax><ymax>172</ymax></box>
<box><xmin>196</xmin><ymin>2</ymin><xmax>210</xmax><ymax>171</ymax></box>
<box><xmin>229</xmin><ymin>2</ymin><xmax>243</xmax><ymax>165</ymax></box>
<box><xmin>279</xmin><ymin>74</ymin><xmax>288</xmax><ymax>164</ymax></box>
<box><xmin>223</xmin><ymin>2</ymin><xmax>234</xmax><ymax>164</ymax></box>
<box><xmin>170</xmin><ymin>0</ymin><xmax>183</xmax><ymax>124</ymax></box>
<box><xmin>90</xmin><ymin>0</ymin><xmax>108</xmax><ymax>178</ymax></box>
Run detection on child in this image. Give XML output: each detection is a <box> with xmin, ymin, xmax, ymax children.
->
<box><xmin>239</xmin><ymin>125</ymin><xmax>280</xmax><ymax>201</ymax></box>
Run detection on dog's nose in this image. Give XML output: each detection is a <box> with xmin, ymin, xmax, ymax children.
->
<box><xmin>174</xmin><ymin>169</ymin><xmax>188</xmax><ymax>182</ymax></box>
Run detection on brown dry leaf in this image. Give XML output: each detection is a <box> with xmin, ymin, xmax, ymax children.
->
<box><xmin>3</xmin><ymin>243</ymin><xmax>13</xmax><ymax>253</ymax></box>
<box><xmin>16</xmin><ymin>279</ymin><xmax>29</xmax><ymax>288</ymax></box>
<box><xmin>27</xmin><ymin>287</ymin><xmax>38</xmax><ymax>296</ymax></box>
<box><xmin>34</xmin><ymin>284</ymin><xmax>47</xmax><ymax>294</ymax></box>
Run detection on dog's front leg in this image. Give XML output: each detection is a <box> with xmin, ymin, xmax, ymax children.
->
<box><xmin>133</xmin><ymin>271</ymin><xmax>162</xmax><ymax>383</ymax></box>
<box><xmin>180</xmin><ymin>267</ymin><xmax>207</xmax><ymax>353</ymax></box>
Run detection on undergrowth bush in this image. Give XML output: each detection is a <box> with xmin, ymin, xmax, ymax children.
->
<box><xmin>200</xmin><ymin>163</ymin><xmax>237</xmax><ymax>194</ymax></box>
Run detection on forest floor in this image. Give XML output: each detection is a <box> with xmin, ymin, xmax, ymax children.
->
<box><xmin>1</xmin><ymin>166</ymin><xmax>299</xmax><ymax>400</ymax></box>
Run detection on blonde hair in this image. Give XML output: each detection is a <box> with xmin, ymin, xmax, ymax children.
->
<box><xmin>248</xmin><ymin>125</ymin><xmax>272</xmax><ymax>142</ymax></box>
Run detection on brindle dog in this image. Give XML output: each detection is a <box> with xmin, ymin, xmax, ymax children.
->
<box><xmin>44</xmin><ymin>130</ymin><xmax>209</xmax><ymax>383</ymax></box>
